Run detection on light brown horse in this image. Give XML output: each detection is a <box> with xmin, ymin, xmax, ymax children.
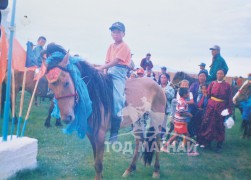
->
<box><xmin>233</xmin><ymin>80</ymin><xmax>251</xmax><ymax>105</ymax></box>
<box><xmin>233</xmin><ymin>80</ymin><xmax>251</xmax><ymax>138</ymax></box>
<box><xmin>45</xmin><ymin>49</ymin><xmax>166</xmax><ymax>180</ymax></box>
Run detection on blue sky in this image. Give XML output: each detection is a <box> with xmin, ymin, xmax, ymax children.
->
<box><xmin>2</xmin><ymin>0</ymin><xmax>251</xmax><ymax>76</ymax></box>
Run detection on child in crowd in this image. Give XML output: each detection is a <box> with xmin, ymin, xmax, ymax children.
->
<box><xmin>161</xmin><ymin>88</ymin><xmax>198</xmax><ymax>156</ymax></box>
<box><xmin>166</xmin><ymin>80</ymin><xmax>194</xmax><ymax>142</ymax></box>
<box><xmin>176</xmin><ymin>80</ymin><xmax>194</xmax><ymax>112</ymax></box>
<box><xmin>197</xmin><ymin>84</ymin><xmax>208</xmax><ymax>111</ymax></box>
<box><xmin>195</xmin><ymin>84</ymin><xmax>208</xmax><ymax>146</ymax></box>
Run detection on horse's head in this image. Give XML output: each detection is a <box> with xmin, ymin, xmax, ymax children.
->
<box><xmin>171</xmin><ymin>72</ymin><xmax>185</xmax><ymax>89</ymax></box>
<box><xmin>233</xmin><ymin>80</ymin><xmax>251</xmax><ymax>105</ymax></box>
<box><xmin>46</xmin><ymin>53</ymin><xmax>77</xmax><ymax>124</ymax></box>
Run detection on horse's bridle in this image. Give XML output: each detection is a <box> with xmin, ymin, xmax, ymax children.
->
<box><xmin>55</xmin><ymin>90</ymin><xmax>79</xmax><ymax>104</ymax></box>
<box><xmin>238</xmin><ymin>89</ymin><xmax>249</xmax><ymax>100</ymax></box>
<box><xmin>46</xmin><ymin>65</ymin><xmax>79</xmax><ymax>104</ymax></box>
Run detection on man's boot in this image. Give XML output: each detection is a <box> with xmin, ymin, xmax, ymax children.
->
<box><xmin>109</xmin><ymin>116</ymin><xmax>121</xmax><ymax>143</ymax></box>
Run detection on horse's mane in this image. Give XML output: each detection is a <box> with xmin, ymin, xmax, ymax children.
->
<box><xmin>77</xmin><ymin>61</ymin><xmax>113</xmax><ymax>133</ymax></box>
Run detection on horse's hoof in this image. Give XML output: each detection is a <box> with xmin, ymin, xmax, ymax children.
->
<box><xmin>122</xmin><ymin>169</ymin><xmax>133</xmax><ymax>177</ymax></box>
<box><xmin>152</xmin><ymin>172</ymin><xmax>160</xmax><ymax>179</ymax></box>
<box><xmin>146</xmin><ymin>162</ymin><xmax>151</xmax><ymax>167</ymax></box>
<box><xmin>55</xmin><ymin>122</ymin><xmax>62</xmax><ymax>127</ymax></box>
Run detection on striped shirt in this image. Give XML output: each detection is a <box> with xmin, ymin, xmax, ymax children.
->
<box><xmin>174</xmin><ymin>97</ymin><xmax>189</xmax><ymax>123</ymax></box>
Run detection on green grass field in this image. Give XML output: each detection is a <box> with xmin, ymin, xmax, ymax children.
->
<box><xmin>1</xmin><ymin>92</ymin><xmax>251</xmax><ymax>180</ymax></box>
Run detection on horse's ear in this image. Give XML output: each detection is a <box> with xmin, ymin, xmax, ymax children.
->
<box><xmin>58</xmin><ymin>51</ymin><xmax>70</xmax><ymax>67</ymax></box>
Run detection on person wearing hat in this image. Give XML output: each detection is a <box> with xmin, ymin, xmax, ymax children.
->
<box><xmin>140</xmin><ymin>53</ymin><xmax>153</xmax><ymax>71</ymax></box>
<box><xmin>198</xmin><ymin>62</ymin><xmax>208</xmax><ymax>77</ymax></box>
<box><xmin>136</xmin><ymin>68</ymin><xmax>145</xmax><ymax>78</ymax></box>
<box><xmin>208</xmin><ymin>45</ymin><xmax>229</xmax><ymax>81</ymax></box>
<box><xmin>96</xmin><ymin>22</ymin><xmax>131</xmax><ymax>143</ymax></box>
<box><xmin>158</xmin><ymin>66</ymin><xmax>170</xmax><ymax>85</ymax></box>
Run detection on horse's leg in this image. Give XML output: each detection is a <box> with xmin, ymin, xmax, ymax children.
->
<box><xmin>55</xmin><ymin>118</ymin><xmax>62</xmax><ymax>126</ymax></box>
<box><xmin>152</xmin><ymin>135</ymin><xmax>161</xmax><ymax>179</ymax></box>
<box><xmin>122</xmin><ymin>130</ymin><xmax>144</xmax><ymax>177</ymax></box>
<box><xmin>44</xmin><ymin>100</ymin><xmax>53</xmax><ymax>127</ymax></box>
<box><xmin>87</xmin><ymin>134</ymin><xmax>97</xmax><ymax>160</ymax></box>
<box><xmin>94</xmin><ymin>128</ymin><xmax>106</xmax><ymax>180</ymax></box>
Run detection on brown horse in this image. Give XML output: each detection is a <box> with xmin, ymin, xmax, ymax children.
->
<box><xmin>171</xmin><ymin>71</ymin><xmax>197</xmax><ymax>89</ymax></box>
<box><xmin>45</xmin><ymin>49</ymin><xmax>166</xmax><ymax>180</ymax></box>
<box><xmin>13</xmin><ymin>69</ymin><xmax>49</xmax><ymax>101</ymax></box>
<box><xmin>1</xmin><ymin>69</ymin><xmax>61</xmax><ymax>126</ymax></box>
<box><xmin>14</xmin><ymin>69</ymin><xmax>61</xmax><ymax>127</ymax></box>
<box><xmin>1</xmin><ymin>70</ymin><xmax>44</xmax><ymax>115</ymax></box>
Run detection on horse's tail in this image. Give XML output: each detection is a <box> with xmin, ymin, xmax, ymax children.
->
<box><xmin>142</xmin><ymin>126</ymin><xmax>157</xmax><ymax>166</ymax></box>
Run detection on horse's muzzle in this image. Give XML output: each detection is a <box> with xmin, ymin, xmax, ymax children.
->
<box><xmin>62</xmin><ymin>115</ymin><xmax>73</xmax><ymax>124</ymax></box>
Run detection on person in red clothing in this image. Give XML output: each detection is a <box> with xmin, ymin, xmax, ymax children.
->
<box><xmin>237</xmin><ymin>76</ymin><xmax>244</xmax><ymax>87</ymax></box>
<box><xmin>140</xmin><ymin>53</ymin><xmax>153</xmax><ymax>70</ymax></box>
<box><xmin>198</xmin><ymin>69</ymin><xmax>232</xmax><ymax>153</ymax></box>
<box><xmin>136</xmin><ymin>68</ymin><xmax>145</xmax><ymax>78</ymax></box>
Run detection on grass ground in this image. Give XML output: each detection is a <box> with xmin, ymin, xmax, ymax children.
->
<box><xmin>1</xmin><ymin>92</ymin><xmax>251</xmax><ymax>180</ymax></box>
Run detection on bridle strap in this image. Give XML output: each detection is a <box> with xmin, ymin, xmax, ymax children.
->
<box><xmin>47</xmin><ymin>65</ymin><xmax>79</xmax><ymax>104</ymax></box>
<box><xmin>238</xmin><ymin>89</ymin><xmax>243</xmax><ymax>94</ymax></box>
<box><xmin>55</xmin><ymin>92</ymin><xmax>77</xmax><ymax>100</ymax></box>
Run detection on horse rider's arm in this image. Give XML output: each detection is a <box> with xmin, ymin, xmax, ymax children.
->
<box><xmin>96</xmin><ymin>58</ymin><xmax>120</xmax><ymax>72</ymax></box>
